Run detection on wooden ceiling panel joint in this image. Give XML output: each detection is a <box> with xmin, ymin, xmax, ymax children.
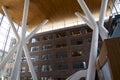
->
<box><xmin>0</xmin><ymin>0</ymin><xmax>112</xmax><ymax>31</ymax></box>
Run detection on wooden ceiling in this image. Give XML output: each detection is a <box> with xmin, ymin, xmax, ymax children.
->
<box><xmin>0</xmin><ymin>0</ymin><xmax>112</xmax><ymax>31</ymax></box>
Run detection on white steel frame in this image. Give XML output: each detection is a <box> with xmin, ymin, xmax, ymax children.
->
<box><xmin>75</xmin><ymin>0</ymin><xmax>108</xmax><ymax>80</ymax></box>
<box><xmin>0</xmin><ymin>0</ymin><xmax>109</xmax><ymax>80</ymax></box>
<box><xmin>0</xmin><ymin>0</ymin><xmax>48</xmax><ymax>80</ymax></box>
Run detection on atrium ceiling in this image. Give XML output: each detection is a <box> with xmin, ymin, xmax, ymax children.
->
<box><xmin>0</xmin><ymin>0</ymin><xmax>113</xmax><ymax>31</ymax></box>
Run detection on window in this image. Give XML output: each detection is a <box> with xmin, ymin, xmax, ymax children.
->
<box><xmin>31</xmin><ymin>56</ymin><xmax>39</xmax><ymax>61</ymax></box>
<box><xmin>42</xmin><ymin>44</ymin><xmax>52</xmax><ymax>50</ymax></box>
<box><xmin>56</xmin><ymin>78</ymin><xmax>66</xmax><ymax>80</ymax></box>
<box><xmin>7</xmin><ymin>68</ymin><xmax>12</xmax><ymax>75</ymax></box>
<box><xmin>21</xmin><ymin>66</ymin><xmax>26</xmax><ymax>73</ymax></box>
<box><xmin>72</xmin><ymin>51</ymin><xmax>83</xmax><ymax>57</ymax></box>
<box><xmin>55</xmin><ymin>63</ymin><xmax>68</xmax><ymax>70</ymax></box>
<box><xmin>27</xmin><ymin>77</ymin><xmax>33</xmax><ymax>80</ymax></box>
<box><xmin>56</xmin><ymin>52</ymin><xmax>67</xmax><ymax>59</ymax></box>
<box><xmin>42</xmin><ymin>34</ymin><xmax>53</xmax><ymax>40</ymax></box>
<box><xmin>22</xmin><ymin>57</ymin><xmax>26</xmax><ymax>62</ymax></box>
<box><xmin>71</xmin><ymin>30</ymin><xmax>81</xmax><ymax>36</ymax></box>
<box><xmin>56</xmin><ymin>43</ymin><xmax>67</xmax><ymax>48</ymax></box>
<box><xmin>41</xmin><ymin>65</ymin><xmax>52</xmax><ymax>72</ymax></box>
<box><xmin>20</xmin><ymin>77</ymin><xmax>26</xmax><ymax>80</ymax></box>
<box><xmin>85</xmin><ymin>28</ymin><xmax>92</xmax><ymax>33</ymax></box>
<box><xmin>73</xmin><ymin>62</ymin><xmax>86</xmax><ymax>69</ymax></box>
<box><xmin>8</xmin><ymin>59</ymin><xmax>15</xmax><ymax>63</ymax></box>
<box><xmin>41</xmin><ymin>77</ymin><xmax>52</xmax><ymax>80</ymax></box>
<box><xmin>34</xmin><ymin>66</ymin><xmax>38</xmax><ymax>72</ymax></box>
<box><xmin>71</xmin><ymin>39</ymin><xmax>83</xmax><ymax>45</ymax></box>
<box><xmin>31</xmin><ymin>37</ymin><xmax>40</xmax><ymax>43</ymax></box>
<box><xmin>28</xmin><ymin>66</ymin><xmax>38</xmax><ymax>72</ymax></box>
<box><xmin>31</xmin><ymin>46</ymin><xmax>39</xmax><ymax>52</ymax></box>
<box><xmin>41</xmin><ymin>77</ymin><xmax>47</xmax><ymax>80</ymax></box>
<box><xmin>42</xmin><ymin>54</ymin><xmax>51</xmax><ymax>60</ymax></box>
<box><xmin>56</xmin><ymin>32</ymin><xmax>66</xmax><ymax>38</ymax></box>
<box><xmin>80</xmin><ymin>77</ymin><xmax>86</xmax><ymax>80</ymax></box>
<box><xmin>87</xmin><ymin>37</ymin><xmax>92</xmax><ymax>43</ymax></box>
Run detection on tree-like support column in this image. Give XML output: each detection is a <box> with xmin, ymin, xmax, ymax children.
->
<box><xmin>75</xmin><ymin>0</ymin><xmax>109</xmax><ymax>80</ymax></box>
<box><xmin>98</xmin><ymin>0</ymin><xmax>109</xmax><ymax>40</ymax></box>
<box><xmin>10</xmin><ymin>0</ymin><xmax>30</xmax><ymax>79</ymax></box>
<box><xmin>0</xmin><ymin>0</ymin><xmax>48</xmax><ymax>80</ymax></box>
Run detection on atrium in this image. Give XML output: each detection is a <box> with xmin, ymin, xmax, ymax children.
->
<box><xmin>0</xmin><ymin>0</ymin><xmax>120</xmax><ymax>80</ymax></box>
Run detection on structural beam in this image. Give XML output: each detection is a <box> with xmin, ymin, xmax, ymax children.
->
<box><xmin>26</xmin><ymin>19</ymin><xmax>48</xmax><ymax>41</ymax></box>
<box><xmin>98</xmin><ymin>0</ymin><xmax>109</xmax><ymax>40</ymax></box>
<box><xmin>99</xmin><ymin>0</ymin><xmax>108</xmax><ymax>28</ymax></box>
<box><xmin>66</xmin><ymin>70</ymin><xmax>87</xmax><ymax>80</ymax></box>
<box><xmin>23</xmin><ymin>44</ymin><xmax>38</xmax><ymax>80</ymax></box>
<box><xmin>10</xmin><ymin>0</ymin><xmax>29</xmax><ymax>80</ymax></box>
<box><xmin>25</xmin><ymin>19</ymin><xmax>48</xmax><ymax>80</ymax></box>
<box><xmin>77</xmin><ymin>0</ymin><xmax>99</xmax><ymax>80</ymax></box>
<box><xmin>75</xmin><ymin>12</ymin><xmax>94</xmax><ymax>30</ymax></box>
<box><xmin>87</xmin><ymin>26</ymin><xmax>99</xmax><ymax>80</ymax></box>
<box><xmin>77</xmin><ymin>0</ymin><xmax>96</xmax><ymax>26</ymax></box>
<box><xmin>1</xmin><ymin>0</ymin><xmax>48</xmax><ymax>80</ymax></box>
<box><xmin>2</xmin><ymin>6</ymin><xmax>20</xmax><ymax>41</ymax></box>
<box><xmin>0</xmin><ymin>42</ymin><xmax>19</xmax><ymax>69</ymax></box>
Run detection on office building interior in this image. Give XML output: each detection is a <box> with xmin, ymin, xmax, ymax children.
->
<box><xmin>0</xmin><ymin>0</ymin><xmax>120</xmax><ymax>80</ymax></box>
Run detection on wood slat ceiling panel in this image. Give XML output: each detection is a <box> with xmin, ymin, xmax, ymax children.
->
<box><xmin>0</xmin><ymin>0</ymin><xmax>112</xmax><ymax>31</ymax></box>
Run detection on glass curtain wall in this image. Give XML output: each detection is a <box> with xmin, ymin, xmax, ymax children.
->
<box><xmin>111</xmin><ymin>0</ymin><xmax>120</xmax><ymax>15</ymax></box>
<box><xmin>0</xmin><ymin>13</ymin><xmax>22</xmax><ymax>61</ymax></box>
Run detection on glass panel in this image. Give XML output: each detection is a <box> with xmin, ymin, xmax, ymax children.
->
<box><xmin>31</xmin><ymin>56</ymin><xmax>39</xmax><ymax>61</ymax></box>
<box><xmin>2</xmin><ymin>16</ymin><xmax>9</xmax><ymax>23</ymax></box>
<box><xmin>7</xmin><ymin>68</ymin><xmax>12</xmax><ymax>76</ymax></box>
<box><xmin>22</xmin><ymin>57</ymin><xmax>26</xmax><ymax>62</ymax></box>
<box><xmin>42</xmin><ymin>44</ymin><xmax>52</xmax><ymax>50</ymax></box>
<box><xmin>31</xmin><ymin>46</ymin><xmax>39</xmax><ymax>52</ymax></box>
<box><xmin>0</xmin><ymin>21</ymin><xmax>10</xmax><ymax>30</ymax></box>
<box><xmin>41</xmin><ymin>65</ymin><xmax>52</xmax><ymax>72</ymax></box>
<box><xmin>21</xmin><ymin>67</ymin><xmax>26</xmax><ymax>73</ymax></box>
<box><xmin>31</xmin><ymin>37</ymin><xmax>40</xmax><ymax>43</ymax></box>
<box><xmin>73</xmin><ymin>62</ymin><xmax>86</xmax><ymax>69</ymax></box>
<box><xmin>0</xmin><ymin>27</ymin><xmax>8</xmax><ymax>36</ymax></box>
<box><xmin>42</xmin><ymin>54</ymin><xmax>51</xmax><ymax>60</ymax></box>
<box><xmin>87</xmin><ymin>37</ymin><xmax>92</xmax><ymax>43</ymax></box>
<box><xmin>56</xmin><ymin>32</ymin><xmax>66</xmax><ymax>38</ymax></box>
<box><xmin>56</xmin><ymin>43</ymin><xmax>67</xmax><ymax>48</ymax></box>
<box><xmin>85</xmin><ymin>28</ymin><xmax>93</xmax><ymax>33</ymax></box>
<box><xmin>34</xmin><ymin>66</ymin><xmax>38</xmax><ymax>72</ymax></box>
<box><xmin>20</xmin><ymin>77</ymin><xmax>26</xmax><ymax>80</ymax></box>
<box><xmin>27</xmin><ymin>77</ymin><xmax>33</xmax><ymax>80</ymax></box>
<box><xmin>55</xmin><ymin>63</ymin><xmax>68</xmax><ymax>70</ymax></box>
<box><xmin>42</xmin><ymin>34</ymin><xmax>53</xmax><ymax>40</ymax></box>
<box><xmin>71</xmin><ymin>39</ymin><xmax>83</xmax><ymax>45</ymax></box>
<box><xmin>72</xmin><ymin>50</ymin><xmax>83</xmax><ymax>57</ymax></box>
<box><xmin>56</xmin><ymin>52</ymin><xmax>67</xmax><ymax>59</ymax></box>
<box><xmin>8</xmin><ymin>59</ymin><xmax>15</xmax><ymax>63</ymax></box>
<box><xmin>70</xmin><ymin>30</ymin><xmax>82</xmax><ymax>36</ymax></box>
<box><xmin>0</xmin><ymin>13</ymin><xmax>3</xmax><ymax>19</ymax></box>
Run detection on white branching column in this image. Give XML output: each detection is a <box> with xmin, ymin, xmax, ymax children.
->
<box><xmin>10</xmin><ymin>0</ymin><xmax>29</xmax><ymax>79</ymax></box>
<box><xmin>98</xmin><ymin>0</ymin><xmax>109</xmax><ymax>40</ymax></box>
<box><xmin>75</xmin><ymin>0</ymin><xmax>108</xmax><ymax>80</ymax></box>
<box><xmin>0</xmin><ymin>0</ymin><xmax>48</xmax><ymax>80</ymax></box>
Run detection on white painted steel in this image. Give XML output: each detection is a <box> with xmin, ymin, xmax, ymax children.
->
<box><xmin>1</xmin><ymin>0</ymin><xmax>48</xmax><ymax>80</ymax></box>
<box><xmin>10</xmin><ymin>0</ymin><xmax>30</xmax><ymax>80</ymax></box>
<box><xmin>2</xmin><ymin>6</ymin><xmax>20</xmax><ymax>41</ymax></box>
<box><xmin>0</xmin><ymin>42</ymin><xmax>19</xmax><ymax>69</ymax></box>
<box><xmin>98</xmin><ymin>0</ymin><xmax>109</xmax><ymax>40</ymax></box>
<box><xmin>75</xmin><ymin>12</ymin><xmax>94</xmax><ymax>30</ymax></box>
<box><xmin>76</xmin><ymin>0</ymin><xmax>100</xmax><ymax>80</ymax></box>
<box><xmin>26</xmin><ymin>19</ymin><xmax>48</xmax><ymax>41</ymax></box>
<box><xmin>23</xmin><ymin>44</ymin><xmax>38</xmax><ymax>80</ymax></box>
<box><xmin>66</xmin><ymin>70</ymin><xmax>87</xmax><ymax>80</ymax></box>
